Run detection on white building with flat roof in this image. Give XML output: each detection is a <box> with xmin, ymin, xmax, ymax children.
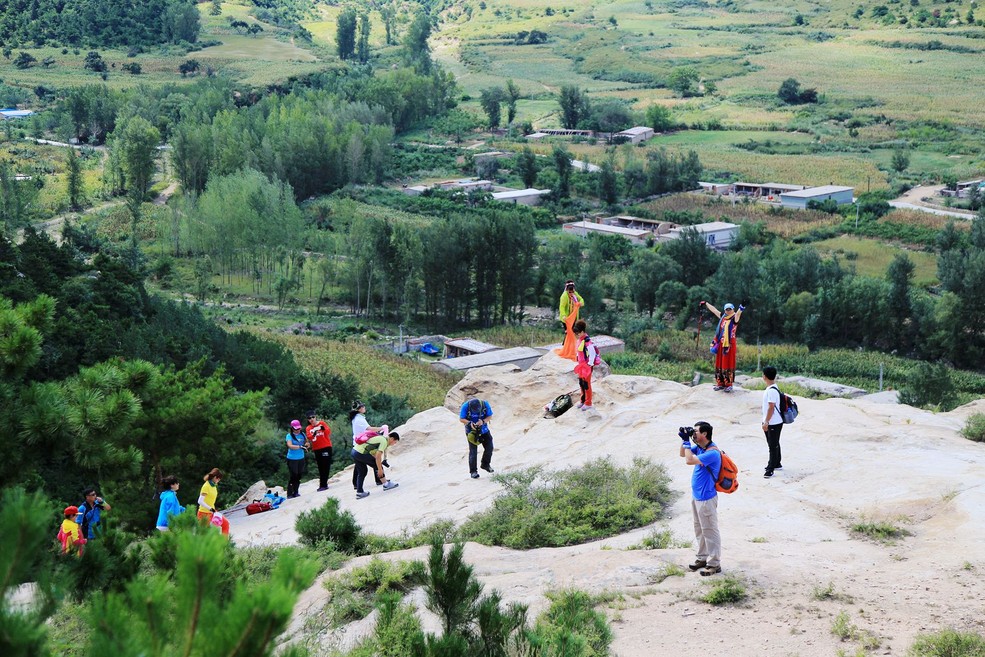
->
<box><xmin>491</xmin><ymin>188</ymin><xmax>552</xmax><ymax>206</ymax></box>
<box><xmin>779</xmin><ymin>185</ymin><xmax>854</xmax><ymax>210</ymax></box>
<box><xmin>664</xmin><ymin>222</ymin><xmax>740</xmax><ymax>250</ymax></box>
<box><xmin>563</xmin><ymin>221</ymin><xmax>652</xmax><ymax>245</ymax></box>
<box><xmin>615</xmin><ymin>126</ymin><xmax>655</xmax><ymax>144</ymax></box>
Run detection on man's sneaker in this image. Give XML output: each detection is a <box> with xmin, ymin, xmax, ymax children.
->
<box><xmin>481</xmin><ymin>465</ymin><xmax>494</xmax><ymax>473</ymax></box>
<box><xmin>471</xmin><ymin>472</ymin><xmax>480</xmax><ymax>479</ymax></box>
<box><xmin>764</xmin><ymin>469</ymin><xmax>774</xmax><ymax>478</ymax></box>
<box><xmin>712</xmin><ymin>385</ymin><xmax>723</xmax><ymax>391</ymax></box>
<box><xmin>700</xmin><ymin>565</ymin><xmax>722</xmax><ymax>576</ymax></box>
<box><xmin>382</xmin><ymin>481</ymin><xmax>399</xmax><ymax>491</ymax></box>
<box><xmin>687</xmin><ymin>560</ymin><xmax>707</xmax><ymax>572</ymax></box>
<box><xmin>723</xmin><ymin>386</ymin><xmax>733</xmax><ymax>393</ymax></box>
<box><xmin>316</xmin><ymin>486</ymin><xmax>328</xmax><ymax>492</ymax></box>
<box><xmin>356</xmin><ymin>491</ymin><xmax>370</xmax><ymax>499</ymax></box>
<box><xmin>774</xmin><ymin>465</ymin><xmax>783</xmax><ymax>470</ymax></box>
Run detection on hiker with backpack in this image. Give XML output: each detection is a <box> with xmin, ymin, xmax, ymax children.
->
<box><xmin>679</xmin><ymin>421</ymin><xmax>724</xmax><ymax>576</ymax></box>
<box><xmin>351</xmin><ymin>429</ymin><xmax>400</xmax><ymax>499</ymax></box>
<box><xmin>349</xmin><ymin>400</ymin><xmax>385</xmax><ymax>490</ymax></box>
<box><xmin>285</xmin><ymin>420</ymin><xmax>310</xmax><ymax>499</ymax></box>
<box><xmin>460</xmin><ymin>397</ymin><xmax>494</xmax><ymax>479</ymax></box>
<box><xmin>762</xmin><ymin>366</ymin><xmax>784</xmax><ymax>478</ymax></box>
<box><xmin>573</xmin><ymin>319</ymin><xmax>600</xmax><ymax>410</ymax></box>
<box><xmin>700</xmin><ymin>301</ymin><xmax>745</xmax><ymax>392</ymax></box>
<box><xmin>76</xmin><ymin>487</ymin><xmax>111</xmax><ymax>541</ymax></box>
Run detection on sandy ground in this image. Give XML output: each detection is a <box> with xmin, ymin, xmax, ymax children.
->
<box><xmin>232</xmin><ymin>352</ymin><xmax>985</xmax><ymax>656</ymax></box>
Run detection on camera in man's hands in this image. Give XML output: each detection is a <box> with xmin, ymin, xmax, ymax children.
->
<box><xmin>678</xmin><ymin>426</ymin><xmax>695</xmax><ymax>442</ymax></box>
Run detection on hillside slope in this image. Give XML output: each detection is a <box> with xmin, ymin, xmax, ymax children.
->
<box><xmin>233</xmin><ymin>352</ymin><xmax>985</xmax><ymax>655</ymax></box>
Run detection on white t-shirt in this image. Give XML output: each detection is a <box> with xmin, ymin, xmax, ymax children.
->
<box><xmin>351</xmin><ymin>413</ymin><xmax>369</xmax><ymax>437</ymax></box>
<box><xmin>763</xmin><ymin>385</ymin><xmax>783</xmax><ymax>425</ymax></box>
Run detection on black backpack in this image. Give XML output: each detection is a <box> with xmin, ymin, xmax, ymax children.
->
<box><xmin>544</xmin><ymin>394</ymin><xmax>573</xmax><ymax>418</ymax></box>
<box><xmin>770</xmin><ymin>385</ymin><xmax>799</xmax><ymax>424</ymax></box>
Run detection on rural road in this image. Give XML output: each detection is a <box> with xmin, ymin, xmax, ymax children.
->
<box><xmin>890</xmin><ymin>183</ymin><xmax>976</xmax><ymax>219</ymax></box>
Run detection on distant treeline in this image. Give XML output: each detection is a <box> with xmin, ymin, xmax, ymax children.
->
<box><xmin>0</xmin><ymin>0</ymin><xmax>200</xmax><ymax>48</ymax></box>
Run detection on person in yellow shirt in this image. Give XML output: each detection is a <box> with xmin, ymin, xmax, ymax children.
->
<box><xmin>59</xmin><ymin>505</ymin><xmax>85</xmax><ymax>556</ymax></box>
<box><xmin>558</xmin><ymin>280</ymin><xmax>584</xmax><ymax>328</ymax></box>
<box><xmin>197</xmin><ymin>468</ymin><xmax>230</xmax><ymax>536</ymax></box>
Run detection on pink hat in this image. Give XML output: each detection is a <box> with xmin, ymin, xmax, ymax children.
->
<box><xmin>290</xmin><ymin>420</ymin><xmax>302</xmax><ymax>430</ymax></box>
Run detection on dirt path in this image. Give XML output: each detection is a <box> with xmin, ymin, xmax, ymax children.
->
<box><xmin>22</xmin><ymin>180</ymin><xmax>179</xmax><ymax>245</ymax></box>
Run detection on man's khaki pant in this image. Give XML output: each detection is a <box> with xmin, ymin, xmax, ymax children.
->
<box><xmin>692</xmin><ymin>496</ymin><xmax>720</xmax><ymax>567</ymax></box>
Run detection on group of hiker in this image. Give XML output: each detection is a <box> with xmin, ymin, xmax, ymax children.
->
<box><xmin>57</xmin><ymin>281</ymin><xmax>780</xmax><ymax>579</ymax></box>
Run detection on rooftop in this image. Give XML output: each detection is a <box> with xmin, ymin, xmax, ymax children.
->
<box><xmin>565</xmin><ymin>221</ymin><xmax>651</xmax><ymax>237</ymax></box>
<box><xmin>780</xmin><ymin>185</ymin><xmax>854</xmax><ymax>198</ymax></box>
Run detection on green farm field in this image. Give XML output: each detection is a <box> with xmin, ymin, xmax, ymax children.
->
<box><xmin>813</xmin><ymin>235</ymin><xmax>939</xmax><ymax>286</ymax></box>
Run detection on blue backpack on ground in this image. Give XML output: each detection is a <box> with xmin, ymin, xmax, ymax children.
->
<box><xmin>263</xmin><ymin>491</ymin><xmax>286</xmax><ymax>508</ymax></box>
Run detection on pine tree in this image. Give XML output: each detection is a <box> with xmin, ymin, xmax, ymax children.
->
<box><xmin>0</xmin><ymin>487</ymin><xmax>58</xmax><ymax>657</ymax></box>
<box><xmin>66</xmin><ymin>148</ymin><xmax>84</xmax><ymax>211</ymax></box>
<box><xmin>424</xmin><ymin>540</ymin><xmax>483</xmax><ymax>637</ymax></box>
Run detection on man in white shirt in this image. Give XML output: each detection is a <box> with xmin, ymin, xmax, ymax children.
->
<box><xmin>761</xmin><ymin>366</ymin><xmax>784</xmax><ymax>478</ymax></box>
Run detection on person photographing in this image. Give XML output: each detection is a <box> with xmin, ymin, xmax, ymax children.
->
<box><xmin>679</xmin><ymin>422</ymin><xmax>723</xmax><ymax>576</ymax></box>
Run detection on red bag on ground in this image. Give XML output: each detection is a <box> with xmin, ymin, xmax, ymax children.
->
<box><xmin>246</xmin><ymin>501</ymin><xmax>273</xmax><ymax>515</ymax></box>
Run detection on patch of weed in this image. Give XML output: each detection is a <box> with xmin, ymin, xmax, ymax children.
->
<box><xmin>702</xmin><ymin>575</ymin><xmax>747</xmax><ymax>605</ymax></box>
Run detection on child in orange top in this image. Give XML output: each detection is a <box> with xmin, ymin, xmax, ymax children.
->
<box><xmin>58</xmin><ymin>505</ymin><xmax>86</xmax><ymax>555</ymax></box>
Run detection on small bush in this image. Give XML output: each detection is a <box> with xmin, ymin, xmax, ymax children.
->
<box><xmin>534</xmin><ymin>590</ymin><xmax>613</xmax><ymax>657</ymax></box>
<box><xmin>458</xmin><ymin>457</ymin><xmax>675</xmax><ymax>549</ymax></box>
<box><xmin>811</xmin><ymin>581</ymin><xmax>854</xmax><ymax>603</ymax></box>
<box><xmin>702</xmin><ymin>575</ymin><xmax>747</xmax><ymax>605</ymax></box>
<box><xmin>908</xmin><ymin>628</ymin><xmax>985</xmax><ymax>656</ymax></box>
<box><xmin>851</xmin><ymin>520</ymin><xmax>911</xmax><ymax>542</ymax></box>
<box><xmin>961</xmin><ymin>414</ymin><xmax>985</xmax><ymax>442</ymax></box>
<box><xmin>296</xmin><ymin>498</ymin><xmax>363</xmax><ymax>552</ymax></box>
<box><xmin>347</xmin><ymin>557</ymin><xmax>426</xmax><ymax>594</ymax></box>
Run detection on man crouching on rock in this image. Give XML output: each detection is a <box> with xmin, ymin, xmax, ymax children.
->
<box><xmin>680</xmin><ymin>421</ymin><xmax>722</xmax><ymax>576</ymax></box>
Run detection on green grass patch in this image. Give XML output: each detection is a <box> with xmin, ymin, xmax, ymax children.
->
<box><xmin>458</xmin><ymin>457</ymin><xmax>674</xmax><ymax>549</ymax></box>
<box><xmin>908</xmin><ymin>629</ymin><xmax>985</xmax><ymax>656</ymax></box>
<box><xmin>321</xmin><ymin>557</ymin><xmax>425</xmax><ymax>628</ymax></box>
<box><xmin>851</xmin><ymin>519</ymin><xmax>912</xmax><ymax>543</ymax></box>
<box><xmin>701</xmin><ymin>575</ymin><xmax>747</xmax><ymax>605</ymax></box>
<box><xmin>813</xmin><ymin>236</ymin><xmax>939</xmax><ymax>287</ymax></box>
<box><xmin>810</xmin><ymin>581</ymin><xmax>855</xmax><ymax>603</ymax></box>
<box><xmin>960</xmin><ymin>414</ymin><xmax>985</xmax><ymax>443</ymax></box>
<box><xmin>264</xmin><ymin>333</ymin><xmax>461</xmax><ymax>413</ymax></box>
<box><xmin>533</xmin><ymin>590</ymin><xmax>613</xmax><ymax>657</ymax></box>
<box><xmin>627</xmin><ymin>527</ymin><xmax>689</xmax><ymax>551</ymax></box>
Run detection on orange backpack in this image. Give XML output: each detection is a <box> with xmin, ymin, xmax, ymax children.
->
<box><xmin>706</xmin><ymin>445</ymin><xmax>739</xmax><ymax>494</ymax></box>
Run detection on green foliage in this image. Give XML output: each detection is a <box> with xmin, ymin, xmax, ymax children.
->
<box><xmin>88</xmin><ymin>523</ymin><xmax>317</xmax><ymax>657</ymax></box>
<box><xmin>702</xmin><ymin>575</ymin><xmax>747</xmax><ymax>605</ymax></box>
<box><xmin>459</xmin><ymin>458</ymin><xmax>674</xmax><ymax>549</ymax></box>
<box><xmin>892</xmin><ymin>148</ymin><xmax>911</xmax><ymax>173</ymax></box>
<box><xmin>533</xmin><ymin>590</ymin><xmax>613</xmax><ymax>657</ymax></box>
<box><xmin>668</xmin><ymin>66</ymin><xmax>700</xmax><ymax>97</ymax></box>
<box><xmin>296</xmin><ymin>498</ymin><xmax>363</xmax><ymax>552</ymax></box>
<box><xmin>425</xmin><ymin>540</ymin><xmax>484</xmax><ymax>636</ymax></box>
<box><xmin>898</xmin><ymin>362</ymin><xmax>958</xmax><ymax>411</ymax></box>
<box><xmin>645</xmin><ymin>104</ymin><xmax>676</xmax><ymax>132</ymax></box>
<box><xmin>0</xmin><ymin>1</ymin><xmax>201</xmax><ymax>49</ymax></box>
<box><xmin>0</xmin><ymin>487</ymin><xmax>57</xmax><ymax>657</ymax></box>
<box><xmin>908</xmin><ymin>629</ymin><xmax>985</xmax><ymax>656</ymax></box>
<box><xmin>960</xmin><ymin>414</ymin><xmax>985</xmax><ymax>442</ymax></box>
<box><xmin>337</xmin><ymin>7</ymin><xmax>358</xmax><ymax>60</ymax></box>
<box><xmin>558</xmin><ymin>85</ymin><xmax>590</xmax><ymax>129</ymax></box>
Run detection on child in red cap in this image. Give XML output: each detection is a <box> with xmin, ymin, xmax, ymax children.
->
<box><xmin>58</xmin><ymin>505</ymin><xmax>86</xmax><ymax>555</ymax></box>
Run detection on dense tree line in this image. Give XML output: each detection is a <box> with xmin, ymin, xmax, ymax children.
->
<box><xmin>0</xmin><ymin>0</ymin><xmax>200</xmax><ymax>48</ymax></box>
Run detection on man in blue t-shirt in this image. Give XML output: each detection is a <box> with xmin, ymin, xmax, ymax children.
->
<box><xmin>460</xmin><ymin>398</ymin><xmax>494</xmax><ymax>479</ymax></box>
<box><xmin>76</xmin><ymin>487</ymin><xmax>112</xmax><ymax>540</ymax></box>
<box><xmin>680</xmin><ymin>421</ymin><xmax>722</xmax><ymax>576</ymax></box>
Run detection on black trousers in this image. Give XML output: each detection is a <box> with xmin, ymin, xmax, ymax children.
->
<box><xmin>351</xmin><ymin>453</ymin><xmax>383</xmax><ymax>489</ymax></box>
<box><xmin>286</xmin><ymin>458</ymin><xmax>306</xmax><ymax>497</ymax></box>
<box><xmin>764</xmin><ymin>423</ymin><xmax>783</xmax><ymax>471</ymax></box>
<box><xmin>314</xmin><ymin>448</ymin><xmax>333</xmax><ymax>488</ymax></box>
<box><xmin>351</xmin><ymin>450</ymin><xmax>379</xmax><ymax>493</ymax></box>
<box><xmin>468</xmin><ymin>432</ymin><xmax>493</xmax><ymax>474</ymax></box>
